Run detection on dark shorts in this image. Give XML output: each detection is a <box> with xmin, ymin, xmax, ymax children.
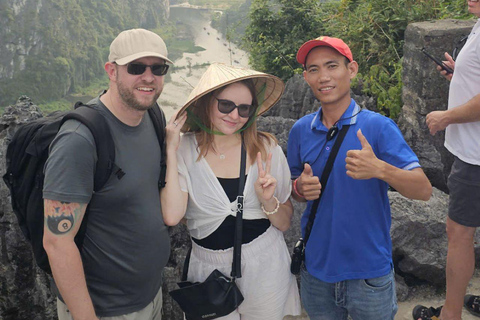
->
<box><xmin>448</xmin><ymin>156</ymin><xmax>480</xmax><ymax>227</ymax></box>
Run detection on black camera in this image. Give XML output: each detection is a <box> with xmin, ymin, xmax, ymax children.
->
<box><xmin>290</xmin><ymin>238</ymin><xmax>305</xmax><ymax>275</ymax></box>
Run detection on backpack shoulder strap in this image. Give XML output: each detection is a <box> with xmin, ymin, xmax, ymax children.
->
<box><xmin>147</xmin><ymin>104</ymin><xmax>167</xmax><ymax>189</ymax></box>
<box><xmin>62</xmin><ymin>102</ymin><xmax>122</xmax><ymax>191</ymax></box>
<box><xmin>61</xmin><ymin>101</ymin><xmax>126</xmax><ymax>256</ymax></box>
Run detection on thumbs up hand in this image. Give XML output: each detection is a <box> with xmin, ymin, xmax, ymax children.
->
<box><xmin>295</xmin><ymin>163</ymin><xmax>321</xmax><ymax>200</ymax></box>
<box><xmin>303</xmin><ymin>163</ymin><xmax>313</xmax><ymax>176</ymax></box>
<box><xmin>345</xmin><ymin>129</ymin><xmax>383</xmax><ymax>180</ymax></box>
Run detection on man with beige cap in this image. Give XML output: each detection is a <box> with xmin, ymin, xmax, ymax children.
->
<box><xmin>43</xmin><ymin>28</ymin><xmax>172</xmax><ymax>320</ymax></box>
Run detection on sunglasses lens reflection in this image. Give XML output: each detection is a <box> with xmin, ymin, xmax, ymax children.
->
<box><xmin>127</xmin><ymin>64</ymin><xmax>169</xmax><ymax>76</ymax></box>
<box><xmin>127</xmin><ymin>64</ymin><xmax>146</xmax><ymax>75</ymax></box>
<box><xmin>217</xmin><ymin>99</ymin><xmax>253</xmax><ymax>118</ymax></box>
<box><xmin>151</xmin><ymin>65</ymin><xmax>169</xmax><ymax>76</ymax></box>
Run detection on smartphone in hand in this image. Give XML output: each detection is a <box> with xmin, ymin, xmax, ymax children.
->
<box><xmin>421</xmin><ymin>48</ymin><xmax>454</xmax><ymax>74</ymax></box>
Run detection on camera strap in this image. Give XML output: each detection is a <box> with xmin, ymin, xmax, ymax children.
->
<box><xmin>303</xmin><ymin>124</ymin><xmax>350</xmax><ymax>245</ymax></box>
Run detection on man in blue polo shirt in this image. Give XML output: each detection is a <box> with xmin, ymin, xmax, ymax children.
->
<box><xmin>287</xmin><ymin>36</ymin><xmax>433</xmax><ymax>320</ymax></box>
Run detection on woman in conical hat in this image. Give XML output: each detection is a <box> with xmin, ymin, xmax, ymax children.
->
<box><xmin>162</xmin><ymin>63</ymin><xmax>301</xmax><ymax>319</ymax></box>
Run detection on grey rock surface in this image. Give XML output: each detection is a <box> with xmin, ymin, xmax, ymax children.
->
<box><xmin>391</xmin><ymin>188</ymin><xmax>480</xmax><ymax>287</ymax></box>
<box><xmin>400</xmin><ymin>19</ymin><xmax>477</xmax><ymax>192</ymax></box>
<box><xmin>0</xmin><ymin>97</ymin><xmax>56</xmax><ymax>320</ymax></box>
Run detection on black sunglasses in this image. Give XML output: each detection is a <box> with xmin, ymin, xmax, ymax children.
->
<box><xmin>126</xmin><ymin>63</ymin><xmax>169</xmax><ymax>76</ymax></box>
<box><xmin>452</xmin><ymin>35</ymin><xmax>468</xmax><ymax>61</ymax></box>
<box><xmin>214</xmin><ymin>97</ymin><xmax>255</xmax><ymax>118</ymax></box>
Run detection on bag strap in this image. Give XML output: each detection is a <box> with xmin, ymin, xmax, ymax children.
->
<box><xmin>303</xmin><ymin>125</ymin><xmax>351</xmax><ymax>246</ymax></box>
<box><xmin>180</xmin><ymin>142</ymin><xmax>247</xmax><ymax>281</ymax></box>
<box><xmin>61</xmin><ymin>102</ymin><xmax>122</xmax><ymax>254</ymax></box>
<box><xmin>63</xmin><ymin>103</ymin><xmax>120</xmax><ymax>191</ymax></box>
<box><xmin>147</xmin><ymin>104</ymin><xmax>167</xmax><ymax>189</ymax></box>
<box><xmin>181</xmin><ymin>246</ymin><xmax>192</xmax><ymax>282</ymax></box>
<box><xmin>231</xmin><ymin>141</ymin><xmax>247</xmax><ymax>279</ymax></box>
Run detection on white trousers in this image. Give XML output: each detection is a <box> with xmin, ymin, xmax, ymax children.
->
<box><xmin>188</xmin><ymin>226</ymin><xmax>301</xmax><ymax>320</ymax></box>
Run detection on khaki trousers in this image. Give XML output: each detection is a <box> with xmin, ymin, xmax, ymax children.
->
<box><xmin>57</xmin><ymin>287</ymin><xmax>162</xmax><ymax>320</ymax></box>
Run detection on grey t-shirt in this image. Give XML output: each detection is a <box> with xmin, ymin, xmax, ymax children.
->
<box><xmin>43</xmin><ymin>97</ymin><xmax>170</xmax><ymax>317</ymax></box>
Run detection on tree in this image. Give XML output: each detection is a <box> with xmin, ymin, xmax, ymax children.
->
<box><xmin>244</xmin><ymin>0</ymin><xmax>334</xmax><ymax>81</ymax></box>
<box><xmin>244</xmin><ymin>0</ymin><xmax>470</xmax><ymax>119</ymax></box>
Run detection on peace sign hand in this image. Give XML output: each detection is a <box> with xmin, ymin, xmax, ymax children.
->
<box><xmin>254</xmin><ymin>152</ymin><xmax>277</xmax><ymax>205</ymax></box>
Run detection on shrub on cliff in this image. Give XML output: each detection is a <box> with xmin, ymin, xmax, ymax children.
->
<box><xmin>244</xmin><ymin>0</ymin><xmax>470</xmax><ymax>119</ymax></box>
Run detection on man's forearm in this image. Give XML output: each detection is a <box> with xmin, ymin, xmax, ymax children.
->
<box><xmin>446</xmin><ymin>94</ymin><xmax>480</xmax><ymax>125</ymax></box>
<box><xmin>379</xmin><ymin>166</ymin><xmax>432</xmax><ymax>201</ymax></box>
<box><xmin>45</xmin><ymin>240</ymin><xmax>98</xmax><ymax>320</ymax></box>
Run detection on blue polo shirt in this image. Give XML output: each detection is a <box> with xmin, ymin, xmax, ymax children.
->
<box><xmin>287</xmin><ymin>99</ymin><xmax>420</xmax><ymax>283</ymax></box>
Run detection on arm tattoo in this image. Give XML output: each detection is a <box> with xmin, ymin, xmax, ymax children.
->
<box><xmin>45</xmin><ymin>201</ymin><xmax>86</xmax><ymax>235</ymax></box>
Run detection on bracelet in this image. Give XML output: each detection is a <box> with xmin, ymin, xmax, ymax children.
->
<box><xmin>293</xmin><ymin>178</ymin><xmax>305</xmax><ymax>198</ymax></box>
<box><xmin>262</xmin><ymin>196</ymin><xmax>280</xmax><ymax>215</ymax></box>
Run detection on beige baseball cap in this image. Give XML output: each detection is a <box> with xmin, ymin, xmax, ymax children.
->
<box><xmin>108</xmin><ymin>28</ymin><xmax>173</xmax><ymax>65</ymax></box>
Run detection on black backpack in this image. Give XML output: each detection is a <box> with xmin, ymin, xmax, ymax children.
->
<box><xmin>2</xmin><ymin>101</ymin><xmax>167</xmax><ymax>274</ymax></box>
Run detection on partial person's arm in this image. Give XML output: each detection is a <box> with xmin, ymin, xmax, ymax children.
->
<box><xmin>261</xmin><ymin>196</ymin><xmax>294</xmax><ymax>232</ymax></box>
<box><xmin>254</xmin><ymin>152</ymin><xmax>294</xmax><ymax>231</ymax></box>
<box><xmin>160</xmin><ymin>111</ymin><xmax>188</xmax><ymax>226</ymax></box>
<box><xmin>345</xmin><ymin>129</ymin><xmax>432</xmax><ymax>201</ymax></box>
<box><xmin>426</xmin><ymin>94</ymin><xmax>480</xmax><ymax>135</ymax></box>
<box><xmin>43</xmin><ymin>200</ymin><xmax>99</xmax><ymax>320</ymax></box>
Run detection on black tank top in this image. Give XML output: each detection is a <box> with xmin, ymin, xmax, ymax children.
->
<box><xmin>192</xmin><ymin>175</ymin><xmax>270</xmax><ymax>250</ymax></box>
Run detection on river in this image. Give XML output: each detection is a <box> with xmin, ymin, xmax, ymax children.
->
<box><xmin>158</xmin><ymin>7</ymin><xmax>250</xmax><ymax>120</ymax></box>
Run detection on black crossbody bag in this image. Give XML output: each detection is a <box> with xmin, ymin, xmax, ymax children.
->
<box><xmin>169</xmin><ymin>144</ymin><xmax>247</xmax><ymax>319</ymax></box>
<box><xmin>291</xmin><ymin>125</ymin><xmax>350</xmax><ymax>274</ymax></box>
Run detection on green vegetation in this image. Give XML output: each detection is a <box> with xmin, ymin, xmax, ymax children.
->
<box><xmin>170</xmin><ymin>0</ymin><xmax>246</xmax><ymax>10</ymax></box>
<box><xmin>166</xmin><ymin>39</ymin><xmax>205</xmax><ymax>61</ymax></box>
<box><xmin>154</xmin><ymin>23</ymin><xmax>205</xmax><ymax>62</ymax></box>
<box><xmin>245</xmin><ymin>0</ymin><xmax>328</xmax><ymax>81</ymax></box>
<box><xmin>37</xmin><ymin>99</ymin><xmax>77</xmax><ymax>115</ymax></box>
<box><xmin>211</xmin><ymin>0</ymin><xmax>251</xmax><ymax>45</ymax></box>
<box><xmin>6</xmin><ymin>0</ymin><xmax>471</xmax><ymax>119</ymax></box>
<box><xmin>1</xmin><ymin>0</ymin><xmax>209</xmax><ymax>113</ymax></box>
<box><xmin>0</xmin><ymin>0</ymin><xmax>169</xmax><ymax>108</ymax></box>
<box><xmin>37</xmin><ymin>75</ymin><xmax>109</xmax><ymax>114</ymax></box>
<box><xmin>244</xmin><ymin>0</ymin><xmax>470</xmax><ymax>119</ymax></box>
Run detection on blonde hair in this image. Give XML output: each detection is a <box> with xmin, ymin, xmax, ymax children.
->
<box><xmin>187</xmin><ymin>79</ymin><xmax>277</xmax><ymax>163</ymax></box>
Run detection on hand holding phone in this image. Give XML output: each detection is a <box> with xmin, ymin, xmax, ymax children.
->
<box><xmin>421</xmin><ymin>48</ymin><xmax>454</xmax><ymax>74</ymax></box>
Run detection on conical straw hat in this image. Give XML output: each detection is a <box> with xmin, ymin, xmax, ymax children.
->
<box><xmin>177</xmin><ymin>63</ymin><xmax>285</xmax><ymax>118</ymax></box>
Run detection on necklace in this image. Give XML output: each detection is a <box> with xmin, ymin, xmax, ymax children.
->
<box><xmin>213</xmin><ymin>140</ymin><xmax>240</xmax><ymax>160</ymax></box>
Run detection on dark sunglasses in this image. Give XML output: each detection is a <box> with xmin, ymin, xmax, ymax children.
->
<box><xmin>126</xmin><ymin>63</ymin><xmax>169</xmax><ymax>76</ymax></box>
<box><xmin>452</xmin><ymin>35</ymin><xmax>468</xmax><ymax>61</ymax></box>
<box><xmin>214</xmin><ymin>97</ymin><xmax>255</xmax><ymax>118</ymax></box>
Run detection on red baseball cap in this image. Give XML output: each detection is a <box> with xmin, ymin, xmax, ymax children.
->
<box><xmin>296</xmin><ymin>36</ymin><xmax>353</xmax><ymax>65</ymax></box>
